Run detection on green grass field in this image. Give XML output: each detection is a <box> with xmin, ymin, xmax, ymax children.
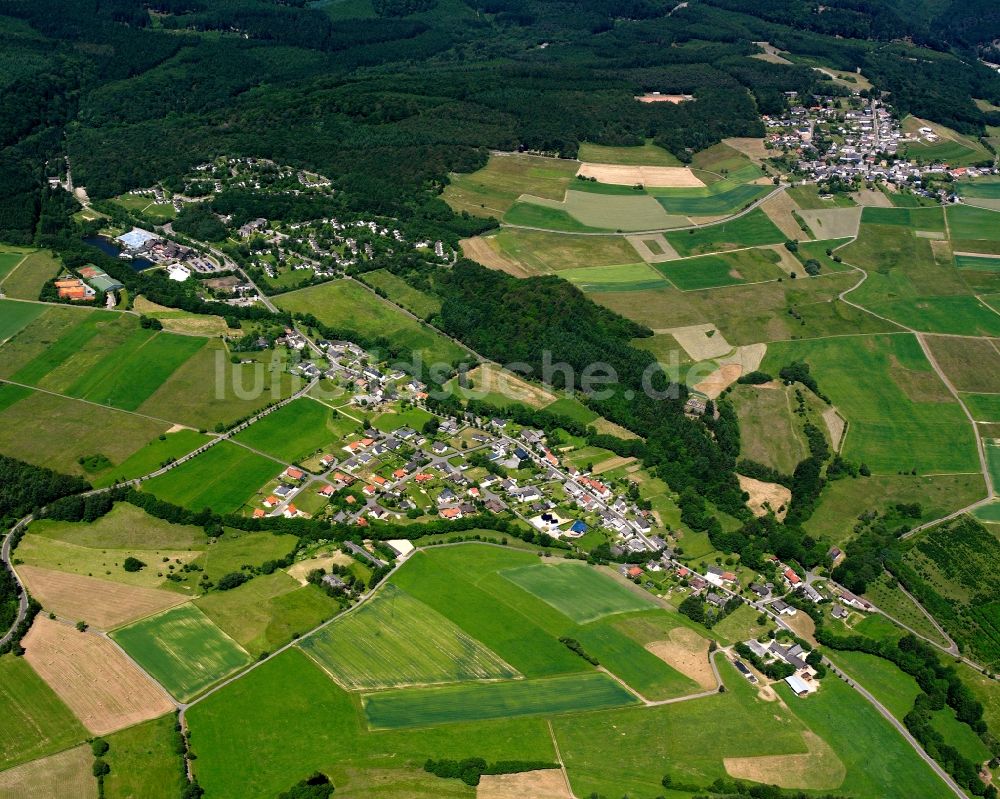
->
<box><xmin>362</xmin><ymin>269</ymin><xmax>441</xmax><ymax>318</ymax></box>
<box><xmin>0</xmin><ymin>655</ymin><xmax>87</xmax><ymax>770</ymax></box>
<box><xmin>7</xmin><ymin>311</ymin><xmax>123</xmax><ymax>384</ymax></box>
<box><xmin>187</xmin><ymin>647</ymin><xmax>554</xmax><ymax>799</ymax></box>
<box><xmin>862</xmin><ymin>573</ymin><xmax>951</xmax><ymax>648</ymax></box>
<box><xmin>786</xmin><ymin>185</ymin><xmax>857</xmax><ymax>209</ymax></box>
<box><xmin>577</xmin><ymin>140</ymin><xmax>682</xmax><ymax>166</ymax></box>
<box><xmin>233</xmin><ymin>398</ymin><xmax>337</xmax><ymax>463</ymax></box>
<box><xmin>0</xmin><ymin>249</ymin><xmax>62</xmax><ymax>300</ymax></box>
<box><xmin>665</xmin><ymin>210</ymin><xmax>785</xmax><ymax>257</ymax></box>
<box><xmin>954</xmin><ymin>254</ymin><xmax>1000</xmax><ymax>271</ymax></box>
<box><xmin>653</xmin><ymin>183</ymin><xmax>771</xmax><ymax>216</ymax></box>
<box><xmin>777</xmin><ymin>678</ymin><xmax>954</xmax><ymax>799</ymax></box>
<box><xmin>956</xmin><ymin>178</ymin><xmax>1000</xmax><ymax>200</ymax></box>
<box><xmin>194</xmin><ymin>531</ymin><xmax>299</xmax><ymax>584</ymax></box>
<box><xmin>560</xmin><ymin>261</ymin><xmax>669</xmax><ymax>292</ymax></box>
<box><xmin>91</xmin><ymin>429</ymin><xmax>210</xmax><ymax>488</ymax></box>
<box><xmin>763</xmin><ymin>335</ymin><xmax>978</xmax><ymax>474</ymax></box>
<box><xmin>947</xmin><ymin>205</ymin><xmax>1000</xmax><ymax>241</ymax></box>
<box><xmin>300</xmin><ymin>583</ymin><xmax>518</xmax><ymax>689</ymax></box>
<box><xmin>103</xmin><ymin>715</ymin><xmax>186</xmax><ymax>799</ymax></box>
<box><xmin>274</xmin><ymin>280</ymin><xmax>468</xmax><ymax>366</ymax></box>
<box><xmin>112</xmin><ymin>604</ymin><xmax>252</xmax><ymax>702</ymax></box>
<box><xmin>730</xmin><ymin>383</ymin><xmax>807</xmax><ymax>474</ymax></box>
<box><xmin>141</xmin><ymin>442</ymin><xmax>283</xmax><ymax>514</ymax></box>
<box><xmin>861</xmin><ymin>206</ymin><xmax>945</xmax><ymax>231</ymax></box>
<box><xmin>574</xmin><ymin>620</ymin><xmax>699</xmax><ymax>700</ymax></box>
<box><xmin>196</xmin><ymin>572</ymin><xmax>339</xmax><ymax>656</ymax></box>
<box><xmin>0</xmin><ymin>248</ymin><xmax>28</xmax><ymax>282</ymax></box>
<box><xmin>827</xmin><ymin>650</ymin><xmax>921</xmax><ymax>720</ymax></box>
<box><xmin>487</xmin><ymin>228</ymin><xmax>640</xmax><ymax>274</ymax></box>
<box><xmin>30</xmin><ymin>502</ymin><xmax>207</xmax><ymax>550</ymax></box>
<box><xmin>500</xmin><ymin>562</ymin><xmax>654</xmax><ymax>624</ymax></box>
<box><xmin>656</xmin><ymin>248</ymin><xmax>786</xmax><ymax>290</ymax></box>
<box><xmin>503</xmin><ymin>199</ymin><xmax>611</xmax><ymax>232</ymax></box>
<box><xmin>966</xmin><ymin>392</ymin><xmax>1000</xmax><ymax>421</ymax></box>
<box><xmin>363</xmin><ymin>671</ymin><xmax>636</xmax><ymax>729</ymax></box>
<box><xmin>443</xmin><ymin>153</ymin><xmax>577</xmax><ymax>218</ymax></box>
<box><xmin>542</xmin><ymin>396</ymin><xmax>599</xmax><ymax>425</ymax></box>
<box><xmin>370</xmin><ymin>405</ymin><xmax>435</xmax><ymax>433</ymax></box>
<box><xmin>0</xmin><ymin>299</ymin><xmax>46</xmax><ymax>342</ymax></box>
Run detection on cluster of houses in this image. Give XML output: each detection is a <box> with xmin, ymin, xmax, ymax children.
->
<box><xmin>767</xmin><ymin>93</ymin><xmax>997</xmax><ymax>198</ymax></box>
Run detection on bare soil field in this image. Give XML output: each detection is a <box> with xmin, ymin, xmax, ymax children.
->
<box><xmin>693</xmin><ymin>363</ymin><xmax>743</xmax><ymax>399</ymax></box>
<box><xmin>477</xmin><ymin>769</ymin><xmax>571</xmax><ymax>799</ymax></box>
<box><xmin>460</xmin><ymin>236</ymin><xmax>529</xmax><ymax>277</ymax></box>
<box><xmin>724</xmin><ymin>731</ymin><xmax>845</xmax><ymax>790</ymax></box>
<box><xmin>798</xmin><ymin>208</ymin><xmax>862</xmax><ymax>240</ymax></box>
<box><xmin>645</xmin><ymin>627</ymin><xmax>716</xmax><ymax>690</ymax></box>
<box><xmin>627</xmin><ymin>233</ymin><xmax>681</xmax><ymax>263</ymax></box>
<box><xmin>16</xmin><ymin>565</ymin><xmax>190</xmax><ymax>630</ymax></box>
<box><xmin>823</xmin><ymin>407</ymin><xmax>847</xmax><ymax>451</ymax></box>
<box><xmin>576</xmin><ymin>163</ymin><xmax>704</xmax><ymax>188</ymax></box>
<box><xmin>738</xmin><ymin>474</ymin><xmax>791</xmax><ymax>521</ymax></box>
<box><xmin>465</xmin><ymin>363</ymin><xmax>557</xmax><ymax>408</ymax></box>
<box><xmin>634</xmin><ymin>94</ymin><xmax>692</xmax><ymax>104</ymax></box>
<box><xmin>0</xmin><ymin>745</ymin><xmax>96</xmax><ymax>799</ymax></box>
<box><xmin>761</xmin><ymin>192</ymin><xmax>805</xmax><ymax>241</ymax></box>
<box><xmin>22</xmin><ymin>617</ymin><xmax>174</xmax><ymax>735</ymax></box>
<box><xmin>665</xmin><ymin>324</ymin><xmax>733</xmax><ymax>360</ymax></box>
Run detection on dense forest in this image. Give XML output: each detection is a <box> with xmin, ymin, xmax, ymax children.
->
<box><xmin>0</xmin><ymin>0</ymin><xmax>998</xmax><ymax>244</ymax></box>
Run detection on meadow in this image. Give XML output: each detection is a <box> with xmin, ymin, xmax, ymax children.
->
<box><xmin>499</xmin><ymin>562</ymin><xmax>654</xmax><ymax>624</ymax></box>
<box><xmin>652</xmin><ymin>182</ymin><xmax>771</xmax><ymax>216</ymax></box>
<box><xmin>861</xmin><ymin>573</ymin><xmax>952</xmax><ymax>648</ymax></box>
<box><xmin>665</xmin><ymin>210</ymin><xmax>785</xmax><ymax>257</ymax></box>
<box><xmin>0</xmin><ymin>655</ymin><xmax>87</xmax><ymax>770</ymax></box>
<box><xmin>91</xmin><ymin>429</ymin><xmax>210</xmax><ymax>488</ymax></box>
<box><xmin>141</xmin><ymin>441</ymin><xmax>283</xmax><ymax>514</ymax></box>
<box><xmin>924</xmin><ymin>335</ymin><xmax>1000</xmax><ymax>394</ymax></box>
<box><xmin>947</xmin><ymin>205</ymin><xmax>1000</xmax><ymax>241</ymax></box>
<box><xmin>577</xmin><ymin>140</ymin><xmax>682</xmax><ymax>166</ymax></box>
<box><xmin>965</xmin><ymin>392</ymin><xmax>1000</xmax><ymax>422</ymax></box>
<box><xmin>0</xmin><ymin>249</ymin><xmax>61</xmax><ymax>300</ymax></box>
<box><xmin>362</xmin><ymin>672</ymin><xmax>636</xmax><ymax>730</ymax></box>
<box><xmin>0</xmin><ymin>298</ymin><xmax>45</xmax><ymax>342</ymax></box>
<box><xmin>233</xmin><ymin>398</ymin><xmax>337</xmax><ymax>463</ymax></box>
<box><xmin>730</xmin><ymin>383</ymin><xmax>807</xmax><ymax>474</ymax></box>
<box><xmin>362</xmin><ymin>269</ymin><xmax>441</xmax><ymax>319</ymax></box>
<box><xmin>860</xmin><ymin>205</ymin><xmax>945</xmax><ymax>231</ymax></box>
<box><xmin>195</xmin><ymin>571</ymin><xmax>339</xmax><ymax>657</ymax></box>
<box><xmin>193</xmin><ymin>531</ymin><xmax>299</xmax><ymax>584</ymax></box>
<box><xmin>104</xmin><ymin>715</ymin><xmax>187</xmax><ymax>799</ymax></box>
<box><xmin>274</xmin><ymin>279</ymin><xmax>468</xmax><ymax>366</ymax></box>
<box><xmin>762</xmin><ymin>334</ymin><xmax>978</xmax><ymax>474</ymax></box>
<box><xmin>560</xmin><ymin>261</ymin><xmax>669</xmax><ymax>292</ymax></box>
<box><xmin>299</xmin><ymin>583</ymin><xmax>518</xmax><ymax>689</ymax></box>
<box><xmin>503</xmin><ymin>200</ymin><xmax>610</xmax><ymax>232</ymax></box>
<box><xmin>954</xmin><ymin>254</ymin><xmax>1000</xmax><ymax>271</ymax></box>
<box><xmin>30</xmin><ymin>502</ymin><xmax>207</xmax><ymax>550</ymax></box>
<box><xmin>656</xmin><ymin>248</ymin><xmax>786</xmax><ymax>290</ymax></box>
<box><xmin>111</xmin><ymin>604</ymin><xmax>252</xmax><ymax>702</ymax></box>
<box><xmin>486</xmin><ymin>228</ymin><xmax>640</xmax><ymax>274</ymax></box>
<box><xmin>443</xmin><ymin>153</ymin><xmax>577</xmax><ymax>218</ymax></box>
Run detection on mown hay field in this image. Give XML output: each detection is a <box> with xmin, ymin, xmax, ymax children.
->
<box><xmin>111</xmin><ymin>604</ymin><xmax>252</xmax><ymax>702</ymax></box>
<box><xmin>500</xmin><ymin>562</ymin><xmax>654</xmax><ymax>624</ymax></box>
<box><xmin>301</xmin><ymin>584</ymin><xmax>518</xmax><ymax>690</ymax></box>
<box><xmin>362</xmin><ymin>672</ymin><xmax>637</xmax><ymax>730</ymax></box>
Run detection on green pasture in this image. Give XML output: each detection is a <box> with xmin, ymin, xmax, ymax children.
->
<box><xmin>965</xmin><ymin>393</ymin><xmax>1000</xmax><ymax>421</ymax></box>
<box><xmin>196</xmin><ymin>572</ymin><xmax>339</xmax><ymax>656</ymax></box>
<box><xmin>500</xmin><ymin>561</ymin><xmax>655</xmax><ymax>624</ymax></box>
<box><xmin>7</xmin><ymin>310</ymin><xmax>120</xmax><ymax>384</ymax></box>
<box><xmin>274</xmin><ymin>279</ymin><xmax>468</xmax><ymax>366</ymax></box>
<box><xmin>186</xmin><ymin>647</ymin><xmax>554</xmax><ymax>799</ymax></box>
<box><xmin>233</xmin><ymin>398</ymin><xmax>337</xmax><ymax>463</ymax></box>
<box><xmin>665</xmin><ymin>210</ymin><xmax>785</xmax><ymax>257</ymax></box>
<box><xmin>31</xmin><ymin>502</ymin><xmax>207</xmax><ymax>550</ymax></box>
<box><xmin>690</xmin><ymin>143</ymin><xmax>762</xmax><ymax>178</ymax></box>
<box><xmin>504</xmin><ymin>200</ymin><xmax>609</xmax><ymax>232</ymax></box>
<box><xmin>0</xmin><ymin>655</ymin><xmax>87</xmax><ymax>770</ymax></box>
<box><xmin>653</xmin><ymin>183</ymin><xmax>771</xmax><ymax>216</ymax></box>
<box><xmin>795</xmin><ymin>238</ymin><xmax>853</xmax><ymax>273</ymax></box>
<box><xmin>514</xmin><ymin>191</ymin><xmax>678</xmax><ymax>232</ymax></box>
<box><xmin>0</xmin><ymin>247</ymin><xmax>28</xmax><ymax>281</ymax></box>
<box><xmin>763</xmin><ymin>335</ymin><xmax>978</xmax><ymax>474</ymax></box>
<box><xmin>956</xmin><ymin>179</ymin><xmax>1000</xmax><ymax>200</ymax></box>
<box><xmin>861</xmin><ymin>205</ymin><xmax>945</xmax><ymax>231</ymax></box>
<box><xmin>371</xmin><ymin>405</ymin><xmax>435</xmax><ymax>433</ymax></box>
<box><xmin>955</xmin><ymin>254</ymin><xmax>1000</xmax><ymax>271</ymax></box>
<box><xmin>827</xmin><ymin>650</ymin><xmax>920</xmax><ymax>720</ymax></box>
<box><xmin>777</xmin><ymin>678</ymin><xmax>955</xmax><ymax>799</ymax></box>
<box><xmin>861</xmin><ymin>573</ymin><xmax>951</xmax><ymax>648</ymax></box>
<box><xmin>0</xmin><ymin>249</ymin><xmax>61</xmax><ymax>300</ymax></box>
<box><xmin>730</xmin><ymin>383</ymin><xmax>807</xmax><ymax>474</ymax></box>
<box><xmin>112</xmin><ymin>604</ymin><xmax>252</xmax><ymax>702</ymax></box>
<box><xmin>489</xmin><ymin>228</ymin><xmax>640</xmax><ymax>274</ymax></box>
<box><xmin>363</xmin><ymin>672</ymin><xmax>636</xmax><ymax>729</ymax></box>
<box><xmin>363</xmin><ymin>269</ymin><xmax>441</xmax><ymax>318</ymax></box>
<box><xmin>947</xmin><ymin>205</ymin><xmax>1000</xmax><ymax>241</ymax></box>
<box><xmin>657</xmin><ymin>247</ymin><xmax>786</xmax><ymax>290</ymax></box>
<box><xmin>141</xmin><ymin>441</ymin><xmax>283</xmax><ymax>514</ymax></box>
<box><xmin>542</xmin><ymin>396</ymin><xmax>599</xmax><ymax>424</ymax></box>
<box><xmin>300</xmin><ymin>583</ymin><xmax>518</xmax><ymax>690</ymax></box>
<box><xmin>91</xmin><ymin>429</ymin><xmax>210</xmax><ymax>488</ymax></box>
<box><xmin>560</xmin><ymin>262</ymin><xmax>669</xmax><ymax>292</ymax></box>
<box><xmin>786</xmin><ymin>185</ymin><xmax>856</xmax><ymax>209</ymax></box>
<box><xmin>0</xmin><ymin>299</ymin><xmax>45</xmax><ymax>342</ymax></box>
<box><xmin>192</xmin><ymin>531</ymin><xmax>299</xmax><ymax>585</ymax></box>
<box><xmin>443</xmin><ymin>153</ymin><xmax>577</xmax><ymax>217</ymax></box>
<box><xmin>867</xmin><ymin>296</ymin><xmax>1000</xmax><ymax>336</ymax></box>
<box><xmin>104</xmin><ymin>715</ymin><xmax>187</xmax><ymax>799</ymax></box>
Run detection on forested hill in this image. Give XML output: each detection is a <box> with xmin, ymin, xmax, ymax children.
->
<box><xmin>1</xmin><ymin>0</ymin><xmax>999</xmax><ymax>245</ymax></box>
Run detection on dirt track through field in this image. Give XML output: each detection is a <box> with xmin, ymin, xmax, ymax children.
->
<box><xmin>23</xmin><ymin>617</ymin><xmax>174</xmax><ymax>734</ymax></box>
<box><xmin>0</xmin><ymin>745</ymin><xmax>96</xmax><ymax>799</ymax></box>
<box><xmin>16</xmin><ymin>565</ymin><xmax>190</xmax><ymax>630</ymax></box>
<box><xmin>577</xmin><ymin>162</ymin><xmax>705</xmax><ymax>187</ymax></box>
<box><xmin>724</xmin><ymin>731</ymin><xmax>845</xmax><ymax>789</ymax></box>
<box><xmin>823</xmin><ymin>407</ymin><xmax>846</xmax><ymax>451</ymax></box>
<box><xmin>645</xmin><ymin>627</ymin><xmax>717</xmax><ymax>690</ymax></box>
<box><xmin>477</xmin><ymin>769</ymin><xmax>572</xmax><ymax>799</ymax></box>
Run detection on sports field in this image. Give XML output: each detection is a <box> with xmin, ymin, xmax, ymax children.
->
<box><xmin>301</xmin><ymin>583</ymin><xmax>517</xmax><ymax>689</ymax></box>
<box><xmin>141</xmin><ymin>441</ymin><xmax>283</xmax><ymax>513</ymax></box>
<box><xmin>0</xmin><ymin>654</ymin><xmax>87</xmax><ymax>770</ymax></box>
<box><xmin>363</xmin><ymin>672</ymin><xmax>636</xmax><ymax>729</ymax></box>
<box><xmin>274</xmin><ymin>279</ymin><xmax>467</xmax><ymax>366</ymax></box>
<box><xmin>195</xmin><ymin>572</ymin><xmax>339</xmax><ymax>656</ymax></box>
<box><xmin>763</xmin><ymin>335</ymin><xmax>978</xmax><ymax>474</ymax></box>
<box><xmin>500</xmin><ymin>562</ymin><xmax>654</xmax><ymax>624</ymax></box>
<box><xmin>111</xmin><ymin>604</ymin><xmax>252</xmax><ymax>702</ymax></box>
<box><xmin>656</xmin><ymin>248</ymin><xmax>786</xmax><ymax>290</ymax></box>
<box><xmin>233</xmin><ymin>398</ymin><xmax>336</xmax><ymax>463</ymax></box>
<box><xmin>665</xmin><ymin>210</ymin><xmax>784</xmax><ymax>257</ymax></box>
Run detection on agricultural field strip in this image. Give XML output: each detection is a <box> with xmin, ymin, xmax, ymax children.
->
<box><xmin>501</xmin><ymin>184</ymin><xmax>786</xmax><ymax>236</ymax></box>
